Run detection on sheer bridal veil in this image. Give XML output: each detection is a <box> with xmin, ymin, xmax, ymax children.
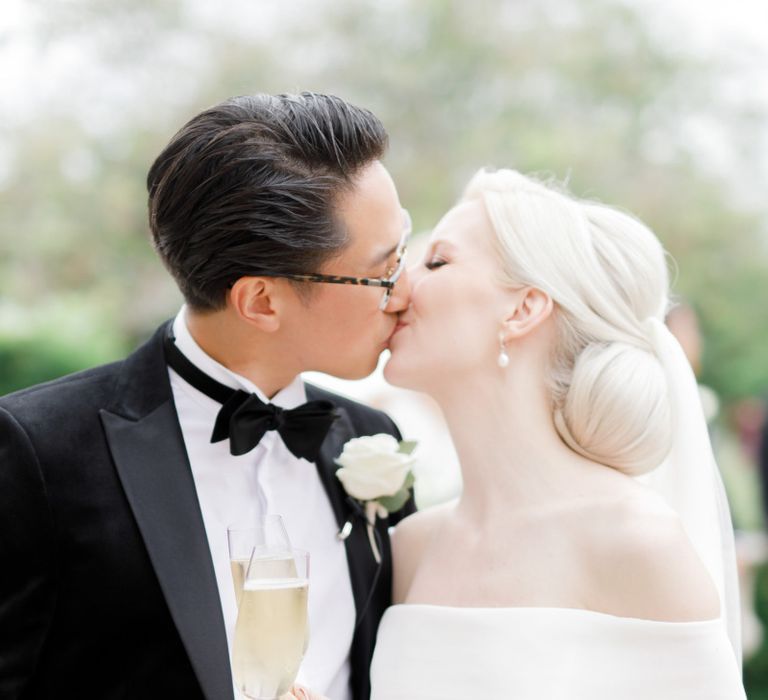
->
<box><xmin>640</xmin><ymin>317</ymin><xmax>742</xmax><ymax>664</ymax></box>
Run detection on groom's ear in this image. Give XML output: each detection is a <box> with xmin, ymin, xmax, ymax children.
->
<box><xmin>502</xmin><ymin>287</ymin><xmax>553</xmax><ymax>340</ymax></box>
<box><xmin>228</xmin><ymin>277</ymin><xmax>283</xmax><ymax>332</ymax></box>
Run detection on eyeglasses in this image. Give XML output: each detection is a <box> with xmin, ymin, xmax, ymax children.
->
<box><xmin>260</xmin><ymin>210</ymin><xmax>411</xmax><ymax>310</ymax></box>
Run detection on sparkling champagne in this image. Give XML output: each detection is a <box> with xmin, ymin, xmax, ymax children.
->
<box><xmin>232</xmin><ymin>574</ymin><xmax>309</xmax><ymax>699</ymax></box>
<box><xmin>227</xmin><ymin>516</ymin><xmax>292</xmax><ymax>608</ymax></box>
<box><xmin>231</xmin><ymin>555</ymin><xmax>298</xmax><ymax>606</ymax></box>
<box><xmin>230</xmin><ymin>558</ymin><xmax>249</xmax><ymax>607</ymax></box>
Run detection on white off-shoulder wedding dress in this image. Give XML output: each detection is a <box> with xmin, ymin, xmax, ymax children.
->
<box><xmin>372</xmin><ymin>321</ymin><xmax>747</xmax><ymax>699</ymax></box>
<box><xmin>369</xmin><ymin>604</ymin><xmax>746</xmax><ymax>699</ymax></box>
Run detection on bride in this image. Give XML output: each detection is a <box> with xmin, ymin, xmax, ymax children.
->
<box><xmin>367</xmin><ymin>169</ymin><xmax>746</xmax><ymax>699</ymax></box>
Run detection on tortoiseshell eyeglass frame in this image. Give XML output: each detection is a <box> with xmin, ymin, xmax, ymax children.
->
<box><xmin>256</xmin><ymin>210</ymin><xmax>411</xmax><ymax>310</ymax></box>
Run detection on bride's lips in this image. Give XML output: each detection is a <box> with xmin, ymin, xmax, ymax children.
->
<box><xmin>387</xmin><ymin>321</ymin><xmax>408</xmax><ymax>346</ymax></box>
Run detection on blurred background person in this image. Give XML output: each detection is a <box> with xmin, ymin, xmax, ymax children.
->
<box><xmin>761</xmin><ymin>409</ymin><xmax>768</xmax><ymax>528</ymax></box>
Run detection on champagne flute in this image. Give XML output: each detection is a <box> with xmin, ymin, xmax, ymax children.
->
<box><xmin>227</xmin><ymin>515</ymin><xmax>291</xmax><ymax>607</ymax></box>
<box><xmin>232</xmin><ymin>548</ymin><xmax>310</xmax><ymax>700</ymax></box>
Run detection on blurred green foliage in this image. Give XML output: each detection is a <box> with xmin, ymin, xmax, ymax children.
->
<box><xmin>0</xmin><ymin>296</ymin><xmax>129</xmax><ymax>395</ymax></box>
<box><xmin>1</xmin><ymin>0</ymin><xmax>767</xmax><ymax>403</ymax></box>
<box><xmin>747</xmin><ymin>565</ymin><xmax>768</xmax><ymax>697</ymax></box>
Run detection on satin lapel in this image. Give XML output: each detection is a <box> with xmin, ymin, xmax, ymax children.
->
<box><xmin>100</xmin><ymin>325</ymin><xmax>233</xmax><ymax>700</ymax></box>
<box><xmin>313</xmin><ymin>407</ymin><xmax>356</xmax><ymax>529</ymax></box>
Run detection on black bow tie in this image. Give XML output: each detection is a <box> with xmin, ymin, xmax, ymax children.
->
<box><xmin>163</xmin><ymin>330</ymin><xmax>339</xmax><ymax>461</ymax></box>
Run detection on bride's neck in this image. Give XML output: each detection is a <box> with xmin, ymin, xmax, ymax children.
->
<box><xmin>434</xmin><ymin>364</ymin><xmax>583</xmax><ymax>524</ymax></box>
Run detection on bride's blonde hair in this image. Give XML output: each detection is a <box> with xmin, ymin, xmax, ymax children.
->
<box><xmin>462</xmin><ymin>169</ymin><xmax>673</xmax><ymax>475</ymax></box>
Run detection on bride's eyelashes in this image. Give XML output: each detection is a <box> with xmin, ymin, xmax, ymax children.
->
<box><xmin>424</xmin><ymin>257</ymin><xmax>447</xmax><ymax>270</ymax></box>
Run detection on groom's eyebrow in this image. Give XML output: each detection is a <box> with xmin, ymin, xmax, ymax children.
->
<box><xmin>368</xmin><ymin>240</ymin><xmax>400</xmax><ymax>268</ymax></box>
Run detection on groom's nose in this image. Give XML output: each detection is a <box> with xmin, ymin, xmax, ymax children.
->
<box><xmin>384</xmin><ymin>268</ymin><xmax>411</xmax><ymax>313</ymax></box>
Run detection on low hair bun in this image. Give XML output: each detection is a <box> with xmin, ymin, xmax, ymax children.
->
<box><xmin>553</xmin><ymin>341</ymin><xmax>672</xmax><ymax>476</ymax></box>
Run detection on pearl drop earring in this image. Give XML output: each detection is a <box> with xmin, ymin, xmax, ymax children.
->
<box><xmin>497</xmin><ymin>332</ymin><xmax>510</xmax><ymax>368</ymax></box>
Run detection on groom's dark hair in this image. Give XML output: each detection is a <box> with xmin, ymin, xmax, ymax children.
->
<box><xmin>146</xmin><ymin>92</ymin><xmax>389</xmax><ymax>311</ymax></box>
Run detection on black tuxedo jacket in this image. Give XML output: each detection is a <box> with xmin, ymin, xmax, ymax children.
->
<box><xmin>0</xmin><ymin>322</ymin><xmax>414</xmax><ymax>700</ymax></box>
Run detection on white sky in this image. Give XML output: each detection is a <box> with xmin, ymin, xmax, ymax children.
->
<box><xmin>1</xmin><ymin>0</ymin><xmax>767</xmax><ymax>180</ymax></box>
<box><xmin>3</xmin><ymin>0</ymin><xmax>767</xmax><ymax>107</ymax></box>
<box><xmin>640</xmin><ymin>0</ymin><xmax>768</xmax><ymax>50</ymax></box>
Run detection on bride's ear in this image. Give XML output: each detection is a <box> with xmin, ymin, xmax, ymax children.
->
<box><xmin>502</xmin><ymin>287</ymin><xmax>553</xmax><ymax>340</ymax></box>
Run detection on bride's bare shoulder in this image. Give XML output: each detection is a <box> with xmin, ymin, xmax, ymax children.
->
<box><xmin>583</xmin><ymin>487</ymin><xmax>721</xmax><ymax>622</ymax></box>
<box><xmin>391</xmin><ymin>499</ymin><xmax>456</xmax><ymax>554</ymax></box>
<box><xmin>391</xmin><ymin>499</ymin><xmax>457</xmax><ymax>603</ymax></box>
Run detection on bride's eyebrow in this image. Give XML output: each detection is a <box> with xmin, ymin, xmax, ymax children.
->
<box><xmin>421</xmin><ymin>241</ymin><xmax>437</xmax><ymax>259</ymax></box>
<box><xmin>430</xmin><ymin>240</ymin><xmax>456</xmax><ymax>255</ymax></box>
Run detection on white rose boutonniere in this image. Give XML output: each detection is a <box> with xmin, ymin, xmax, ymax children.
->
<box><xmin>335</xmin><ymin>433</ymin><xmax>417</xmax><ymax>563</ymax></box>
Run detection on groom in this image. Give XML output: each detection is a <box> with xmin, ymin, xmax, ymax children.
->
<box><xmin>0</xmin><ymin>93</ymin><xmax>414</xmax><ymax>700</ymax></box>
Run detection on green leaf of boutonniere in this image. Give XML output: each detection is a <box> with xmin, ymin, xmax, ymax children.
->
<box><xmin>377</xmin><ymin>471</ymin><xmax>416</xmax><ymax>513</ymax></box>
<box><xmin>397</xmin><ymin>440</ymin><xmax>418</xmax><ymax>456</ymax></box>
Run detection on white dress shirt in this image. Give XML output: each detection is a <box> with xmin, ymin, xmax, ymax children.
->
<box><xmin>168</xmin><ymin>308</ymin><xmax>356</xmax><ymax>700</ymax></box>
